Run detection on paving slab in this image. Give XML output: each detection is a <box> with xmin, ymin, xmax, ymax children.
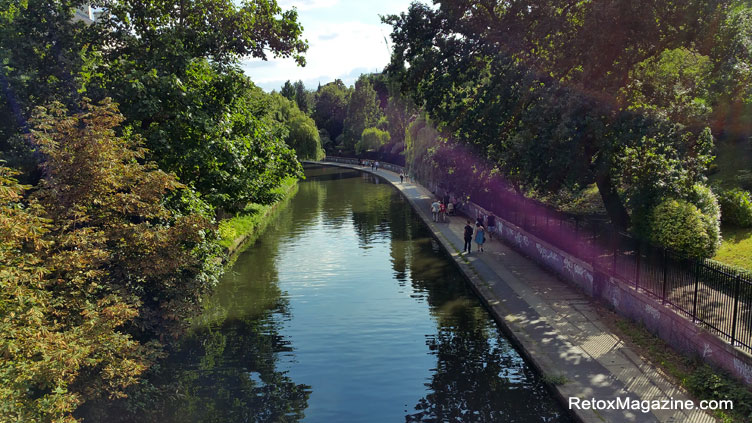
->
<box><xmin>312</xmin><ymin>162</ymin><xmax>717</xmax><ymax>423</ymax></box>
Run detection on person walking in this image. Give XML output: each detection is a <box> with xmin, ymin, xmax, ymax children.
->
<box><xmin>475</xmin><ymin>222</ymin><xmax>486</xmax><ymax>252</ymax></box>
<box><xmin>463</xmin><ymin>220</ymin><xmax>474</xmax><ymax>253</ymax></box>
<box><xmin>375</xmin><ymin>161</ymin><xmax>379</xmax><ymax>171</ymax></box>
<box><xmin>439</xmin><ymin>201</ymin><xmax>447</xmax><ymax>222</ymax></box>
<box><xmin>487</xmin><ymin>213</ymin><xmax>497</xmax><ymax>240</ymax></box>
<box><xmin>476</xmin><ymin>213</ymin><xmax>485</xmax><ymax>228</ymax></box>
<box><xmin>431</xmin><ymin>199</ymin><xmax>440</xmax><ymax>222</ymax></box>
<box><xmin>399</xmin><ymin>172</ymin><xmax>404</xmax><ymax>183</ymax></box>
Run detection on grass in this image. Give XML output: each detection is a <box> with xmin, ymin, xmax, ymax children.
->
<box><xmin>541</xmin><ymin>374</ymin><xmax>568</xmax><ymax>386</ymax></box>
<box><xmin>714</xmin><ymin>225</ymin><xmax>752</xmax><ymax>272</ymax></box>
<box><xmin>217</xmin><ymin>177</ymin><xmax>299</xmax><ymax>251</ymax></box>
<box><xmin>611</xmin><ymin>317</ymin><xmax>752</xmax><ymax>423</ymax></box>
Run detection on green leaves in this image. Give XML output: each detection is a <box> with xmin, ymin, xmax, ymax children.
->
<box><xmin>0</xmin><ymin>99</ymin><xmax>229</xmax><ymax>422</ymax></box>
<box><xmin>357</xmin><ymin>127</ymin><xmax>390</xmax><ymax>155</ymax></box>
<box><xmin>649</xmin><ymin>197</ymin><xmax>720</xmax><ymax>258</ymax></box>
<box><xmin>270</xmin><ymin>94</ymin><xmax>324</xmax><ymax>160</ymax></box>
<box><xmin>718</xmin><ymin>188</ymin><xmax>752</xmax><ymax>227</ymax></box>
<box><xmin>386</xmin><ymin>0</ymin><xmax>729</xmax><ymax>231</ymax></box>
<box><xmin>342</xmin><ymin>75</ymin><xmax>382</xmax><ymax>154</ymax></box>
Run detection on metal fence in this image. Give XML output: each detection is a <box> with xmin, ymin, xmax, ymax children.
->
<box><xmin>323</xmin><ymin>156</ymin><xmax>752</xmax><ymax>353</ymax></box>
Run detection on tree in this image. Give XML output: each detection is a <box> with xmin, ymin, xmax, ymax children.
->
<box><xmin>312</xmin><ymin>80</ymin><xmax>350</xmax><ymax>150</ymax></box>
<box><xmin>342</xmin><ymin>75</ymin><xmax>382</xmax><ymax>154</ymax></box>
<box><xmin>1</xmin><ymin>0</ymin><xmax>308</xmax><ymax>209</ymax></box>
<box><xmin>111</xmin><ymin>59</ymin><xmax>302</xmax><ymax>212</ymax></box>
<box><xmin>293</xmin><ymin>80</ymin><xmax>314</xmax><ymax>114</ymax></box>
<box><xmin>30</xmin><ymin>98</ymin><xmax>222</xmax><ymax>343</ymax></box>
<box><xmin>280</xmin><ymin>80</ymin><xmax>313</xmax><ymax>114</ymax></box>
<box><xmin>620</xmin><ymin>48</ymin><xmax>714</xmax><ymax>127</ymax></box>
<box><xmin>271</xmin><ymin>94</ymin><xmax>324</xmax><ymax>160</ymax></box>
<box><xmin>280</xmin><ymin>80</ymin><xmax>296</xmax><ymax>100</ymax></box>
<box><xmin>1</xmin><ymin>98</ymin><xmax>224</xmax><ymax>422</ymax></box>
<box><xmin>357</xmin><ymin>127</ymin><xmax>390</xmax><ymax>154</ymax></box>
<box><xmin>384</xmin><ymin>1</ymin><xmax>725</xmax><ymax>231</ymax></box>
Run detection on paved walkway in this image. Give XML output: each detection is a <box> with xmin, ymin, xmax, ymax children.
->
<box><xmin>315</xmin><ymin>162</ymin><xmax>716</xmax><ymax>423</ymax></box>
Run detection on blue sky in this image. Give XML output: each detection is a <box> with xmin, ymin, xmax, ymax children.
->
<box><xmin>241</xmin><ymin>0</ymin><xmax>414</xmax><ymax>91</ymax></box>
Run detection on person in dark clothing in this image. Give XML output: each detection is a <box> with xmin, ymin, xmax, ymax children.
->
<box><xmin>463</xmin><ymin>220</ymin><xmax>474</xmax><ymax>253</ymax></box>
<box><xmin>487</xmin><ymin>214</ymin><xmax>496</xmax><ymax>240</ymax></box>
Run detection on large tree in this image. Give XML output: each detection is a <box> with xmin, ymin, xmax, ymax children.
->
<box><xmin>0</xmin><ymin>99</ymin><xmax>223</xmax><ymax>422</ymax></box>
<box><xmin>271</xmin><ymin>93</ymin><xmax>324</xmax><ymax>160</ymax></box>
<box><xmin>312</xmin><ymin>79</ymin><xmax>350</xmax><ymax>149</ymax></box>
<box><xmin>384</xmin><ymin>1</ymin><xmax>729</xmax><ymax>230</ymax></box>
<box><xmin>1</xmin><ymin>0</ymin><xmax>308</xmax><ymax>209</ymax></box>
<box><xmin>342</xmin><ymin>75</ymin><xmax>382</xmax><ymax>154</ymax></box>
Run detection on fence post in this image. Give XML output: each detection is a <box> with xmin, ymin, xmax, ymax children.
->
<box><xmin>635</xmin><ymin>242</ymin><xmax>641</xmax><ymax>290</ymax></box>
<box><xmin>612</xmin><ymin>230</ymin><xmax>617</xmax><ymax>273</ymax></box>
<box><xmin>661</xmin><ymin>249</ymin><xmax>668</xmax><ymax>305</ymax></box>
<box><xmin>692</xmin><ymin>260</ymin><xmax>700</xmax><ymax>323</ymax></box>
<box><xmin>731</xmin><ymin>275</ymin><xmax>741</xmax><ymax>346</ymax></box>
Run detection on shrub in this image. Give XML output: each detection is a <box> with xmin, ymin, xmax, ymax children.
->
<box><xmin>689</xmin><ymin>184</ymin><xmax>721</xmax><ymax>246</ymax></box>
<box><xmin>649</xmin><ymin>198</ymin><xmax>720</xmax><ymax>258</ymax></box>
<box><xmin>357</xmin><ymin>127</ymin><xmax>390</xmax><ymax>154</ymax></box>
<box><xmin>718</xmin><ymin>188</ymin><xmax>752</xmax><ymax>227</ymax></box>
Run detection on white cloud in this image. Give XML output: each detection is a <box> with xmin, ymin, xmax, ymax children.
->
<box><xmin>241</xmin><ymin>0</ymin><xmax>414</xmax><ymax>91</ymax></box>
<box><xmin>278</xmin><ymin>0</ymin><xmax>339</xmax><ymax>11</ymax></box>
<box><xmin>243</xmin><ymin>20</ymin><xmax>391</xmax><ymax>91</ymax></box>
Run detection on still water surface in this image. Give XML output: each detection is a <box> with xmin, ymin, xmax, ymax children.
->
<box><xmin>126</xmin><ymin>165</ymin><xmax>573</xmax><ymax>422</ymax></box>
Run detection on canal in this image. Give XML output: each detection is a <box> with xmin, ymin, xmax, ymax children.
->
<box><xmin>113</xmin><ymin>165</ymin><xmax>572</xmax><ymax>422</ymax></box>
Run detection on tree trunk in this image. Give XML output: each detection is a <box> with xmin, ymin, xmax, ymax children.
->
<box><xmin>594</xmin><ymin>168</ymin><xmax>630</xmax><ymax>230</ymax></box>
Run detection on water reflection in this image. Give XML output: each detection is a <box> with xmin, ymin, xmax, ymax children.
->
<box><xmin>83</xmin><ymin>165</ymin><xmax>570</xmax><ymax>422</ymax></box>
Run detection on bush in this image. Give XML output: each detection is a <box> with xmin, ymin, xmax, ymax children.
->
<box><xmin>357</xmin><ymin>127</ymin><xmax>390</xmax><ymax>154</ymax></box>
<box><xmin>689</xmin><ymin>184</ymin><xmax>721</xmax><ymax>246</ymax></box>
<box><xmin>649</xmin><ymin>198</ymin><xmax>720</xmax><ymax>258</ymax></box>
<box><xmin>718</xmin><ymin>188</ymin><xmax>752</xmax><ymax>227</ymax></box>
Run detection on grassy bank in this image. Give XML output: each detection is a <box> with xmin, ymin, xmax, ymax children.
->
<box><xmin>714</xmin><ymin>225</ymin><xmax>752</xmax><ymax>272</ymax></box>
<box><xmin>218</xmin><ymin>176</ymin><xmax>299</xmax><ymax>259</ymax></box>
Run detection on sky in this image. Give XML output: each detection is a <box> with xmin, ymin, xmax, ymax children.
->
<box><xmin>241</xmin><ymin>0</ymin><xmax>414</xmax><ymax>92</ymax></box>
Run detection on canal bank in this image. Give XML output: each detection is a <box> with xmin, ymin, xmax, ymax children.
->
<box><xmin>219</xmin><ymin>176</ymin><xmax>300</xmax><ymax>262</ymax></box>
<box><xmin>312</xmin><ymin>161</ymin><xmax>715</xmax><ymax>423</ymax></box>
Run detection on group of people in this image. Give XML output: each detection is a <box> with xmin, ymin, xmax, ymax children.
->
<box><xmin>463</xmin><ymin>220</ymin><xmax>486</xmax><ymax>254</ymax></box>
<box><xmin>430</xmin><ymin>199</ymin><xmax>453</xmax><ymax>222</ymax></box>
<box><xmin>463</xmin><ymin>214</ymin><xmax>496</xmax><ymax>254</ymax></box>
<box><xmin>430</xmin><ymin>195</ymin><xmax>498</xmax><ymax>254</ymax></box>
<box><xmin>360</xmin><ymin>160</ymin><xmax>379</xmax><ymax>171</ymax></box>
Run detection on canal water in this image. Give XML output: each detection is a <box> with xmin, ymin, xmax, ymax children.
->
<box><xmin>113</xmin><ymin>165</ymin><xmax>572</xmax><ymax>422</ymax></box>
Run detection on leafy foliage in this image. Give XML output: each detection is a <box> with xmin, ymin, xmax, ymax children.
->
<box><xmin>1</xmin><ymin>0</ymin><xmax>307</xmax><ymax>211</ymax></box>
<box><xmin>341</xmin><ymin>75</ymin><xmax>382</xmax><ymax>154</ymax></box>
<box><xmin>271</xmin><ymin>94</ymin><xmax>324</xmax><ymax>160</ymax></box>
<box><xmin>718</xmin><ymin>188</ymin><xmax>752</xmax><ymax>227</ymax></box>
<box><xmin>280</xmin><ymin>80</ymin><xmax>314</xmax><ymax>114</ymax></box>
<box><xmin>356</xmin><ymin>127</ymin><xmax>390</xmax><ymax>155</ymax></box>
<box><xmin>111</xmin><ymin>59</ymin><xmax>302</xmax><ymax>212</ymax></box>
<box><xmin>1</xmin><ymin>99</ymin><xmax>225</xmax><ymax>422</ymax></box>
<box><xmin>312</xmin><ymin>79</ymin><xmax>350</xmax><ymax>150</ymax></box>
<box><xmin>649</xmin><ymin>198</ymin><xmax>720</xmax><ymax>258</ymax></box>
<box><xmin>383</xmin><ymin>1</ymin><xmax>729</xmax><ymax>232</ymax></box>
<box><xmin>0</xmin><ymin>1</ymin><xmax>310</xmax><ymax>420</ymax></box>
